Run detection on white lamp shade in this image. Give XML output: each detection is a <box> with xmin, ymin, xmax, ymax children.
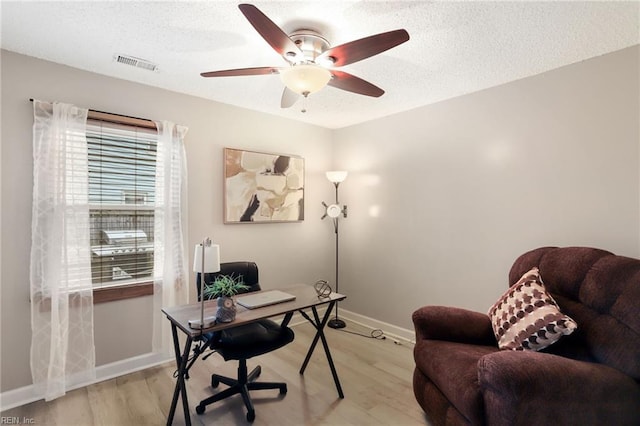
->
<box><xmin>326</xmin><ymin>204</ymin><xmax>342</xmax><ymax>218</ymax></box>
<box><xmin>193</xmin><ymin>243</ymin><xmax>220</xmax><ymax>273</ymax></box>
<box><xmin>280</xmin><ymin>64</ymin><xmax>332</xmax><ymax>95</ymax></box>
<box><xmin>326</xmin><ymin>170</ymin><xmax>348</xmax><ymax>183</ymax></box>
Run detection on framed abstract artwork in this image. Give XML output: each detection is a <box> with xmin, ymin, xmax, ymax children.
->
<box><xmin>223</xmin><ymin>148</ymin><xmax>305</xmax><ymax>223</ymax></box>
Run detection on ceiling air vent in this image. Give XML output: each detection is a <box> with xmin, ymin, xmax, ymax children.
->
<box><xmin>113</xmin><ymin>54</ymin><xmax>158</xmax><ymax>72</ymax></box>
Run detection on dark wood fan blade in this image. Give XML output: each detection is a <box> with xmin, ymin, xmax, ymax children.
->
<box><xmin>200</xmin><ymin>66</ymin><xmax>281</xmax><ymax>77</ymax></box>
<box><xmin>238</xmin><ymin>4</ymin><xmax>302</xmax><ymax>59</ymax></box>
<box><xmin>280</xmin><ymin>87</ymin><xmax>300</xmax><ymax>108</ymax></box>
<box><xmin>328</xmin><ymin>71</ymin><xmax>385</xmax><ymax>97</ymax></box>
<box><xmin>318</xmin><ymin>29</ymin><xmax>409</xmax><ymax>67</ymax></box>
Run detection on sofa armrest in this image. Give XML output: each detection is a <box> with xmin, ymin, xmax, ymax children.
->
<box><xmin>412</xmin><ymin>305</ymin><xmax>496</xmax><ymax>345</ymax></box>
<box><xmin>479</xmin><ymin>350</ymin><xmax>640</xmax><ymax>426</ymax></box>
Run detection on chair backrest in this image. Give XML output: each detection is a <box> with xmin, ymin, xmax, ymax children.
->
<box><xmin>508</xmin><ymin>246</ymin><xmax>640</xmax><ymax>379</ymax></box>
<box><xmin>196</xmin><ymin>261</ymin><xmax>260</xmax><ymax>300</ymax></box>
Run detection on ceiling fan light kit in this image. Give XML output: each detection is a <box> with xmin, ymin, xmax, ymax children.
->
<box><xmin>280</xmin><ymin>64</ymin><xmax>332</xmax><ymax>96</ymax></box>
<box><xmin>200</xmin><ymin>3</ymin><xmax>410</xmax><ymax>110</ymax></box>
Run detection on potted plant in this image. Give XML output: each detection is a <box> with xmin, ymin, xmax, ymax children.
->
<box><xmin>202</xmin><ymin>274</ymin><xmax>249</xmax><ymax>323</ymax></box>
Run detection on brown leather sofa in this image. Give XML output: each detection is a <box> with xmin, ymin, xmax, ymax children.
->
<box><xmin>412</xmin><ymin>246</ymin><xmax>640</xmax><ymax>425</ymax></box>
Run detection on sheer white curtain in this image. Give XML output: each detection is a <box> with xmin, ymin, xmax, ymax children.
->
<box><xmin>152</xmin><ymin>120</ymin><xmax>188</xmax><ymax>354</ymax></box>
<box><xmin>30</xmin><ymin>100</ymin><xmax>95</xmax><ymax>401</ymax></box>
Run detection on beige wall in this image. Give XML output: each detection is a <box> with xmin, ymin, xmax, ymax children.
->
<box><xmin>0</xmin><ymin>50</ymin><xmax>334</xmax><ymax>392</ymax></box>
<box><xmin>334</xmin><ymin>45</ymin><xmax>640</xmax><ymax>330</ymax></box>
<box><xmin>2</xmin><ymin>45</ymin><xmax>639</xmax><ymax>393</ymax></box>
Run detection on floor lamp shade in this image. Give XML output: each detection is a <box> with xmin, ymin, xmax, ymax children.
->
<box><xmin>326</xmin><ymin>171</ymin><xmax>348</xmax><ymax>184</ymax></box>
<box><xmin>193</xmin><ymin>243</ymin><xmax>220</xmax><ymax>274</ymax></box>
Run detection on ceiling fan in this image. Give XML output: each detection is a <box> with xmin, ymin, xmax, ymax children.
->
<box><xmin>201</xmin><ymin>3</ymin><xmax>410</xmax><ymax>109</ymax></box>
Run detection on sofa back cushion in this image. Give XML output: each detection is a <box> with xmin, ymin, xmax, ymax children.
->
<box><xmin>509</xmin><ymin>246</ymin><xmax>640</xmax><ymax>379</ymax></box>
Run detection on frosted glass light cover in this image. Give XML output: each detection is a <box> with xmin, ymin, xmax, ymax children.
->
<box><xmin>326</xmin><ymin>171</ymin><xmax>348</xmax><ymax>183</ymax></box>
<box><xmin>326</xmin><ymin>204</ymin><xmax>342</xmax><ymax>218</ymax></box>
<box><xmin>280</xmin><ymin>64</ymin><xmax>332</xmax><ymax>95</ymax></box>
<box><xmin>193</xmin><ymin>243</ymin><xmax>220</xmax><ymax>273</ymax></box>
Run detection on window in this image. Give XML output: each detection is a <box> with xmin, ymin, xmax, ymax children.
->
<box><xmin>87</xmin><ymin>119</ymin><xmax>157</xmax><ymax>289</ymax></box>
<box><xmin>32</xmin><ymin>100</ymin><xmax>186</xmax><ymax>312</ymax></box>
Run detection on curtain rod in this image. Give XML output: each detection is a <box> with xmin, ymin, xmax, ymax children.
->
<box><xmin>29</xmin><ymin>98</ymin><xmax>156</xmax><ymax>129</ymax></box>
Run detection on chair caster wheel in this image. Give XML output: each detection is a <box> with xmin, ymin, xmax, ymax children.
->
<box><xmin>280</xmin><ymin>384</ymin><xmax>287</xmax><ymax>395</ymax></box>
<box><xmin>196</xmin><ymin>404</ymin><xmax>205</xmax><ymax>415</ymax></box>
<box><xmin>211</xmin><ymin>376</ymin><xmax>219</xmax><ymax>388</ymax></box>
<box><xmin>255</xmin><ymin>365</ymin><xmax>261</xmax><ymax>377</ymax></box>
<box><xmin>246</xmin><ymin>409</ymin><xmax>255</xmax><ymax>422</ymax></box>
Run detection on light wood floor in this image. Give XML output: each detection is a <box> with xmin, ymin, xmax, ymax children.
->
<box><xmin>2</xmin><ymin>321</ymin><xmax>428</xmax><ymax>425</ymax></box>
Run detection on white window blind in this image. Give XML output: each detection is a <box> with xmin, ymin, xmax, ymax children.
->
<box><xmin>87</xmin><ymin>119</ymin><xmax>158</xmax><ymax>287</ymax></box>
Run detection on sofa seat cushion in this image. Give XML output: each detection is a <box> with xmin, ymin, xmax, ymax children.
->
<box><xmin>414</xmin><ymin>339</ymin><xmax>499</xmax><ymax>424</ymax></box>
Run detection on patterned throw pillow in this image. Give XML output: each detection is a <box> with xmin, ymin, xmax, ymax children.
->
<box><xmin>488</xmin><ymin>267</ymin><xmax>577</xmax><ymax>351</ymax></box>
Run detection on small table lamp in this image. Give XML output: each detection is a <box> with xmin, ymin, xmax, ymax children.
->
<box><xmin>189</xmin><ymin>238</ymin><xmax>220</xmax><ymax>330</ymax></box>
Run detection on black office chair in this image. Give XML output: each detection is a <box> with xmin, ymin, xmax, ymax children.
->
<box><xmin>193</xmin><ymin>261</ymin><xmax>295</xmax><ymax>422</ymax></box>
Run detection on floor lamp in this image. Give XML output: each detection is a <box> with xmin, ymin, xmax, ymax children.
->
<box><xmin>188</xmin><ymin>238</ymin><xmax>220</xmax><ymax>330</ymax></box>
<box><xmin>322</xmin><ymin>171</ymin><xmax>348</xmax><ymax>329</ymax></box>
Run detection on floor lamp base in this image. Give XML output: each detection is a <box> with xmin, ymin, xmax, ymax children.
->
<box><xmin>328</xmin><ymin>318</ymin><xmax>346</xmax><ymax>329</ymax></box>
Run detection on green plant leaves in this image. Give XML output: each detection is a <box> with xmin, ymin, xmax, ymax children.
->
<box><xmin>202</xmin><ymin>274</ymin><xmax>250</xmax><ymax>299</ymax></box>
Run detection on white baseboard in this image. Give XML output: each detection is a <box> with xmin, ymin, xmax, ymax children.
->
<box><xmin>338</xmin><ymin>308</ymin><xmax>416</xmax><ymax>344</ymax></box>
<box><xmin>0</xmin><ymin>352</ymin><xmax>172</xmax><ymax>412</ymax></box>
<box><xmin>287</xmin><ymin>306</ymin><xmax>416</xmax><ymax>345</ymax></box>
<box><xmin>2</xmin><ymin>309</ymin><xmax>413</xmax><ymax>411</ymax></box>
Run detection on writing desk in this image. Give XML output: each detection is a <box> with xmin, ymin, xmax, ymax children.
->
<box><xmin>162</xmin><ymin>284</ymin><xmax>346</xmax><ymax>425</ymax></box>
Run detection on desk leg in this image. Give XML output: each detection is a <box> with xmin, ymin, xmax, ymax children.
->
<box><xmin>299</xmin><ymin>301</ymin><xmax>345</xmax><ymax>399</ymax></box>
<box><xmin>167</xmin><ymin>323</ymin><xmax>193</xmax><ymax>426</ymax></box>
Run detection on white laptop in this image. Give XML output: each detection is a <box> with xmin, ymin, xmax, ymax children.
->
<box><xmin>236</xmin><ymin>290</ymin><xmax>296</xmax><ymax>309</ymax></box>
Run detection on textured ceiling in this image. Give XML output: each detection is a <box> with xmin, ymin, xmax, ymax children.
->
<box><xmin>1</xmin><ymin>1</ymin><xmax>638</xmax><ymax>129</ymax></box>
